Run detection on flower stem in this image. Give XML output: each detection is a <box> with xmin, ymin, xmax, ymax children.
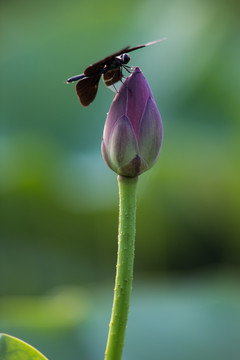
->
<box><xmin>104</xmin><ymin>175</ymin><xmax>138</xmax><ymax>360</ymax></box>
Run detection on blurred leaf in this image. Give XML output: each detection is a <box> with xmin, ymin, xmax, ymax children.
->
<box><xmin>0</xmin><ymin>287</ymin><xmax>91</xmax><ymax>329</ymax></box>
<box><xmin>0</xmin><ymin>333</ymin><xmax>48</xmax><ymax>360</ymax></box>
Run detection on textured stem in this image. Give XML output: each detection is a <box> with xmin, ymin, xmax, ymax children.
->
<box><xmin>104</xmin><ymin>175</ymin><xmax>138</xmax><ymax>360</ymax></box>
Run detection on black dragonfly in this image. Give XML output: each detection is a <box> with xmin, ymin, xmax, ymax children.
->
<box><xmin>66</xmin><ymin>38</ymin><xmax>166</xmax><ymax>107</ymax></box>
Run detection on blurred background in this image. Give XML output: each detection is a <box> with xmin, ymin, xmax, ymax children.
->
<box><xmin>0</xmin><ymin>0</ymin><xmax>240</xmax><ymax>359</ymax></box>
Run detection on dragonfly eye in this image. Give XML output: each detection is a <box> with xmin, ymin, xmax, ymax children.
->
<box><xmin>122</xmin><ymin>53</ymin><xmax>130</xmax><ymax>65</ymax></box>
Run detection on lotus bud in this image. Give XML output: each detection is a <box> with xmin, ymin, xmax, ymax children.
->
<box><xmin>101</xmin><ymin>67</ymin><xmax>163</xmax><ymax>177</ymax></box>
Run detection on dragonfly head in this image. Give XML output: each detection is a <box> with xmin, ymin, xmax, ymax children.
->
<box><xmin>121</xmin><ymin>53</ymin><xmax>130</xmax><ymax>65</ymax></box>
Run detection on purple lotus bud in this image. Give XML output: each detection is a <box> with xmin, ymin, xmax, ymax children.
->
<box><xmin>101</xmin><ymin>67</ymin><xmax>163</xmax><ymax>177</ymax></box>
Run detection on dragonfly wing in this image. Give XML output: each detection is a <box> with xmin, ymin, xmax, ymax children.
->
<box><xmin>123</xmin><ymin>38</ymin><xmax>166</xmax><ymax>54</ymax></box>
<box><xmin>84</xmin><ymin>46</ymin><xmax>130</xmax><ymax>77</ymax></box>
<box><xmin>75</xmin><ymin>39</ymin><xmax>166</xmax><ymax>78</ymax></box>
<box><xmin>76</xmin><ymin>75</ymin><xmax>101</xmax><ymax>107</ymax></box>
<box><xmin>102</xmin><ymin>69</ymin><xmax>122</xmax><ymax>87</ymax></box>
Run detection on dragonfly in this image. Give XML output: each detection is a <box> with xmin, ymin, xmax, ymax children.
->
<box><xmin>66</xmin><ymin>38</ymin><xmax>166</xmax><ymax>107</ymax></box>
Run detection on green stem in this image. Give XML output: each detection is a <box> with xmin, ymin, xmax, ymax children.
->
<box><xmin>104</xmin><ymin>175</ymin><xmax>138</xmax><ymax>360</ymax></box>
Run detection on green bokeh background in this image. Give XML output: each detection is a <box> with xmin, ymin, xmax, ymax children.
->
<box><xmin>0</xmin><ymin>0</ymin><xmax>240</xmax><ymax>359</ymax></box>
